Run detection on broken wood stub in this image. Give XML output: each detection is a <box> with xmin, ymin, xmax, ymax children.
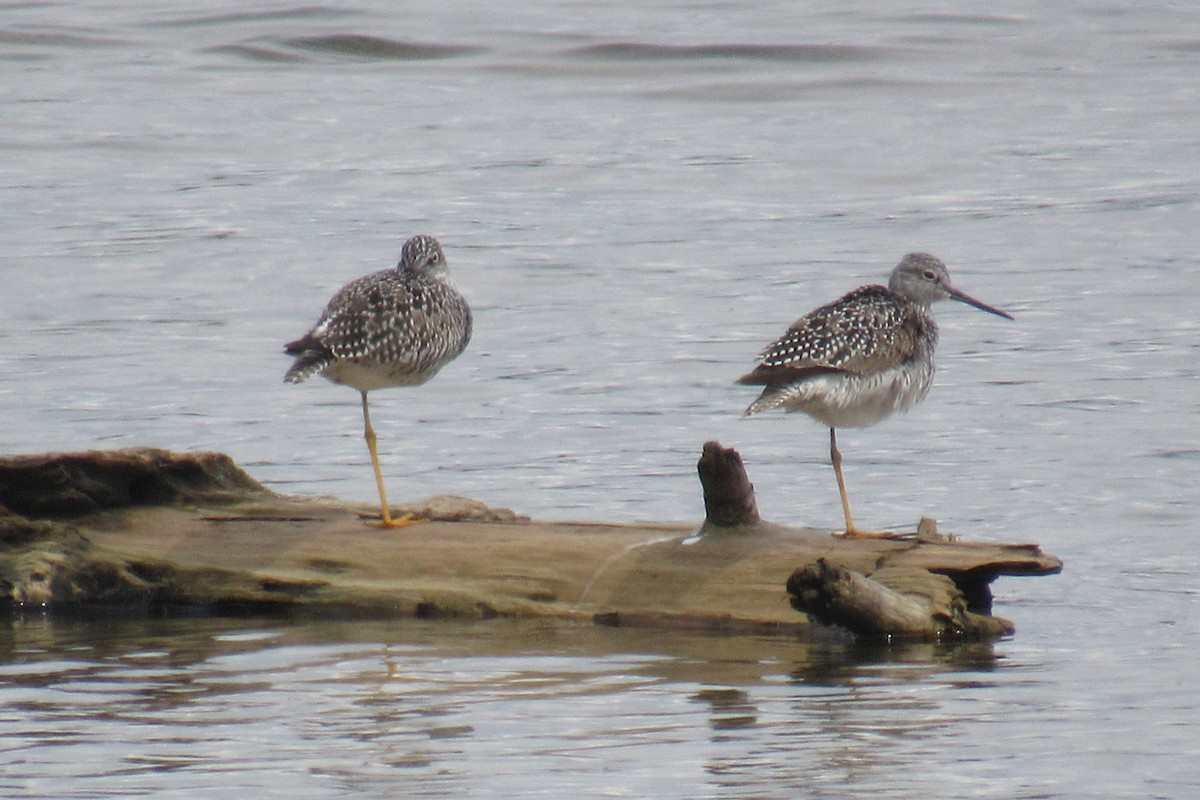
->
<box><xmin>786</xmin><ymin>558</ymin><xmax>1014</xmax><ymax>640</ymax></box>
<box><xmin>696</xmin><ymin>441</ymin><xmax>759</xmax><ymax>528</ymax></box>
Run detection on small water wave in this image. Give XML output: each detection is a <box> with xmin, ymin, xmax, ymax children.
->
<box><xmin>887</xmin><ymin>13</ymin><xmax>1030</xmax><ymax>27</ymax></box>
<box><xmin>643</xmin><ymin>76</ymin><xmax>932</xmax><ymax>103</ymax></box>
<box><xmin>279</xmin><ymin>34</ymin><xmax>485</xmax><ymax>61</ymax></box>
<box><xmin>151</xmin><ymin>6</ymin><xmax>356</xmax><ymax>28</ymax></box>
<box><xmin>0</xmin><ymin>28</ymin><xmax>125</xmax><ymax>51</ymax></box>
<box><xmin>569</xmin><ymin>41</ymin><xmax>887</xmax><ymax>64</ymax></box>
<box><xmin>204</xmin><ymin>33</ymin><xmax>486</xmax><ymax>64</ymax></box>
<box><xmin>202</xmin><ymin>42</ymin><xmax>306</xmax><ymax>64</ymax></box>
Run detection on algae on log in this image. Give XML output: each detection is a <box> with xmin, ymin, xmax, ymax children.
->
<box><xmin>0</xmin><ymin>448</ymin><xmax>265</xmax><ymax>517</ymax></box>
<box><xmin>0</xmin><ymin>446</ymin><xmax>1062</xmax><ymax>639</ymax></box>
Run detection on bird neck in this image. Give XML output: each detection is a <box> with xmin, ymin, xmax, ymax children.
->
<box><xmin>913</xmin><ymin>310</ymin><xmax>939</xmax><ymax>354</ymax></box>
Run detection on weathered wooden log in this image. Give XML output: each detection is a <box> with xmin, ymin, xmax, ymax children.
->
<box><xmin>0</xmin><ymin>446</ymin><xmax>1062</xmax><ymax>638</ymax></box>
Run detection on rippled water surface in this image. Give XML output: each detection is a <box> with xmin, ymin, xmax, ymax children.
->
<box><xmin>3</xmin><ymin>616</ymin><xmax>1189</xmax><ymax>800</ymax></box>
<box><xmin>3</xmin><ymin>1</ymin><xmax>1199</xmax><ymax>797</ymax></box>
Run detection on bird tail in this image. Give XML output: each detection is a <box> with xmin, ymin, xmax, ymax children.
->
<box><xmin>283</xmin><ymin>337</ymin><xmax>332</xmax><ymax>384</ymax></box>
<box><xmin>283</xmin><ymin>352</ymin><xmax>331</xmax><ymax>384</ymax></box>
<box><xmin>737</xmin><ymin>367</ymin><xmax>787</xmax><ymax>416</ymax></box>
<box><xmin>743</xmin><ymin>387</ymin><xmax>788</xmax><ymax>416</ymax></box>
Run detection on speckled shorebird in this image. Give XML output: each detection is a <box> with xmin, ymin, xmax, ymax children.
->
<box><xmin>284</xmin><ymin>235</ymin><xmax>472</xmax><ymax>528</ymax></box>
<box><xmin>738</xmin><ymin>252</ymin><xmax>1012</xmax><ymax>537</ymax></box>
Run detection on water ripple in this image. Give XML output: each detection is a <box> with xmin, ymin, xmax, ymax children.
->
<box><xmin>152</xmin><ymin>6</ymin><xmax>357</xmax><ymax>28</ymax></box>
<box><xmin>279</xmin><ymin>34</ymin><xmax>485</xmax><ymax>61</ymax></box>
<box><xmin>569</xmin><ymin>42</ymin><xmax>888</xmax><ymax>64</ymax></box>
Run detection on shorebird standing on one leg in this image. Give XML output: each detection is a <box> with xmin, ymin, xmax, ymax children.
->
<box><xmin>284</xmin><ymin>234</ymin><xmax>472</xmax><ymax>528</ymax></box>
<box><xmin>738</xmin><ymin>253</ymin><xmax>1012</xmax><ymax>537</ymax></box>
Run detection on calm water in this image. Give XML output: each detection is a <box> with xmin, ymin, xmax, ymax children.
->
<box><xmin>3</xmin><ymin>1</ymin><xmax>1199</xmax><ymax>797</ymax></box>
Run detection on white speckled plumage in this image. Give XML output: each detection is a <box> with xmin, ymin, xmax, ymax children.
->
<box><xmin>739</xmin><ymin>253</ymin><xmax>1009</xmax><ymax>422</ymax></box>
<box><xmin>740</xmin><ymin>282</ymin><xmax>938</xmax><ymax>425</ymax></box>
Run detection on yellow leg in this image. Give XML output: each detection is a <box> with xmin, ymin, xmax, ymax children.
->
<box><xmin>829</xmin><ymin>427</ymin><xmax>858</xmax><ymax>535</ymax></box>
<box><xmin>361</xmin><ymin>392</ymin><xmax>425</xmax><ymax>529</ymax></box>
<box><xmin>828</xmin><ymin>428</ymin><xmax>899</xmax><ymax>539</ymax></box>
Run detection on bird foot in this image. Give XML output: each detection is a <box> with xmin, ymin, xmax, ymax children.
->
<box><xmin>833</xmin><ymin>528</ymin><xmax>916</xmax><ymax>541</ymax></box>
<box><xmin>362</xmin><ymin>512</ymin><xmax>428</xmax><ymax>529</ymax></box>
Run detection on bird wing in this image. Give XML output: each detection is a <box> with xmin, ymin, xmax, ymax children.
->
<box><xmin>738</xmin><ymin>285</ymin><xmax>918</xmax><ymax>385</ymax></box>
<box><xmin>312</xmin><ymin>270</ymin><xmax>470</xmax><ymax>371</ymax></box>
<box><xmin>305</xmin><ymin>272</ymin><xmax>388</xmax><ymax>360</ymax></box>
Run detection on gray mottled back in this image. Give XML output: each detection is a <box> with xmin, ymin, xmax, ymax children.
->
<box><xmin>753</xmin><ymin>284</ymin><xmax>932</xmax><ymax>378</ymax></box>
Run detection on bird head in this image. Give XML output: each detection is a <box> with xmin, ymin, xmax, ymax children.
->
<box><xmin>889</xmin><ymin>252</ymin><xmax>1013</xmax><ymax>319</ymax></box>
<box><xmin>399</xmin><ymin>235</ymin><xmax>448</xmax><ymax>276</ymax></box>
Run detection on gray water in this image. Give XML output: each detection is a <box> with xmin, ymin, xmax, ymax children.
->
<box><xmin>2</xmin><ymin>1</ymin><xmax>1199</xmax><ymax>797</ymax></box>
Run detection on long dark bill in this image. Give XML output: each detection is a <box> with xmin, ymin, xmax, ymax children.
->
<box><xmin>947</xmin><ymin>285</ymin><xmax>1014</xmax><ymax>320</ymax></box>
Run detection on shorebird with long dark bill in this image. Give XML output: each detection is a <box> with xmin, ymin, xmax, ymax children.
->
<box><xmin>738</xmin><ymin>252</ymin><xmax>1012</xmax><ymax>538</ymax></box>
<box><xmin>284</xmin><ymin>235</ymin><xmax>472</xmax><ymax>528</ymax></box>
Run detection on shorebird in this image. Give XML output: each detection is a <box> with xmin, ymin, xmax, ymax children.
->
<box><xmin>737</xmin><ymin>252</ymin><xmax>1012</xmax><ymax>537</ymax></box>
<box><xmin>284</xmin><ymin>234</ymin><xmax>472</xmax><ymax>528</ymax></box>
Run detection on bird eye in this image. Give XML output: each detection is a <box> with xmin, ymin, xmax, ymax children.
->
<box><xmin>922</xmin><ymin>270</ymin><xmax>937</xmax><ymax>281</ymax></box>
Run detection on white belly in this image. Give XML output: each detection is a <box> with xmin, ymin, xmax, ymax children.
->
<box><xmin>320</xmin><ymin>359</ymin><xmax>438</xmax><ymax>392</ymax></box>
<box><xmin>779</xmin><ymin>362</ymin><xmax>934</xmax><ymax>429</ymax></box>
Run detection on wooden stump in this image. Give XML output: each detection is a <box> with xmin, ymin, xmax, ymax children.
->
<box><xmin>696</xmin><ymin>440</ymin><xmax>759</xmax><ymax>528</ymax></box>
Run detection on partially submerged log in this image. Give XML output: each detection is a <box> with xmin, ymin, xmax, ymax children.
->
<box><xmin>786</xmin><ymin>559</ymin><xmax>1013</xmax><ymax>640</ymax></box>
<box><xmin>0</xmin><ymin>446</ymin><xmax>1061</xmax><ymax>639</ymax></box>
